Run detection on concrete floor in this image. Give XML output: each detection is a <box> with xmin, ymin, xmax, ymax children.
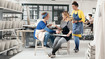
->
<box><xmin>9</xmin><ymin>40</ymin><xmax>91</xmax><ymax>59</ymax></box>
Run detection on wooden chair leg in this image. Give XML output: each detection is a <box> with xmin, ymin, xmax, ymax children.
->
<box><xmin>67</xmin><ymin>41</ymin><xmax>70</xmax><ymax>55</ymax></box>
<box><xmin>35</xmin><ymin>40</ymin><xmax>37</xmax><ymax>56</ymax></box>
<box><xmin>41</xmin><ymin>41</ymin><xmax>47</xmax><ymax>55</ymax></box>
<box><xmin>67</xmin><ymin>49</ymin><xmax>70</xmax><ymax>55</ymax></box>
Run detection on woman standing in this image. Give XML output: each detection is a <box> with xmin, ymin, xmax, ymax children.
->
<box><xmin>71</xmin><ymin>1</ymin><xmax>85</xmax><ymax>53</ymax></box>
<box><xmin>48</xmin><ymin>11</ymin><xmax>72</xmax><ymax>58</ymax></box>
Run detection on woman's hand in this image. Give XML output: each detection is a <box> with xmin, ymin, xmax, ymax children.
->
<box><xmin>47</xmin><ymin>24</ymin><xmax>52</xmax><ymax>27</ymax></box>
<box><xmin>72</xmin><ymin>20</ymin><xmax>78</xmax><ymax>23</ymax></box>
<box><xmin>54</xmin><ymin>25</ymin><xmax>57</xmax><ymax>27</ymax></box>
<box><xmin>78</xmin><ymin>20</ymin><xmax>83</xmax><ymax>22</ymax></box>
<box><xmin>56</xmin><ymin>30</ymin><xmax>61</xmax><ymax>34</ymax></box>
<box><xmin>66</xmin><ymin>33</ymin><xmax>70</xmax><ymax>37</ymax></box>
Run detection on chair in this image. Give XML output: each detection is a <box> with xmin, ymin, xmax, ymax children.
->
<box><xmin>35</xmin><ymin>39</ymin><xmax>47</xmax><ymax>56</ymax></box>
<box><xmin>57</xmin><ymin>40</ymin><xmax>70</xmax><ymax>55</ymax></box>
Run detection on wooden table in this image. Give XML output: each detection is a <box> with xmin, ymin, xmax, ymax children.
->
<box><xmin>16</xmin><ymin>30</ymin><xmax>34</xmax><ymax>47</ymax></box>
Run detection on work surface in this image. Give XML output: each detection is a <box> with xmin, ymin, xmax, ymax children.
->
<box><xmin>9</xmin><ymin>40</ymin><xmax>91</xmax><ymax>59</ymax></box>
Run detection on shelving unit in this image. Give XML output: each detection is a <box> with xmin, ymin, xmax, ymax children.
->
<box><xmin>0</xmin><ymin>2</ymin><xmax>23</xmax><ymax>55</ymax></box>
<box><xmin>0</xmin><ymin>7</ymin><xmax>22</xmax><ymax>14</ymax></box>
<box><xmin>0</xmin><ymin>46</ymin><xmax>18</xmax><ymax>54</ymax></box>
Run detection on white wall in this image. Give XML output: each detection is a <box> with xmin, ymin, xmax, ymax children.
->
<box><xmin>78</xmin><ymin>1</ymin><xmax>97</xmax><ymax>17</ymax></box>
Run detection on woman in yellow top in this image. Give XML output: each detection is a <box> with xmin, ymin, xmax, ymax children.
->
<box><xmin>71</xmin><ymin>1</ymin><xmax>85</xmax><ymax>53</ymax></box>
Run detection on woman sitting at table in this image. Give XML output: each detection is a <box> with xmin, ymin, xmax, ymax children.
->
<box><xmin>48</xmin><ymin>11</ymin><xmax>72</xmax><ymax>58</ymax></box>
<box><xmin>34</xmin><ymin>12</ymin><xmax>60</xmax><ymax>48</ymax></box>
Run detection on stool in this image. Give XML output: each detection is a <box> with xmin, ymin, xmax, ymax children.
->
<box><xmin>58</xmin><ymin>40</ymin><xmax>70</xmax><ymax>55</ymax></box>
<box><xmin>35</xmin><ymin>39</ymin><xmax>47</xmax><ymax>56</ymax></box>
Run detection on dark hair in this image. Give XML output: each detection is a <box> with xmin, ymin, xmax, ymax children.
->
<box><xmin>42</xmin><ymin>12</ymin><xmax>48</xmax><ymax>19</ymax></box>
<box><xmin>72</xmin><ymin>1</ymin><xmax>79</xmax><ymax>7</ymax></box>
<box><xmin>88</xmin><ymin>14</ymin><xmax>92</xmax><ymax>17</ymax></box>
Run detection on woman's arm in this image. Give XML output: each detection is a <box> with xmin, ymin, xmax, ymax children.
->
<box><xmin>72</xmin><ymin>11</ymin><xmax>85</xmax><ymax>23</ymax></box>
<box><xmin>47</xmin><ymin>24</ymin><xmax>52</xmax><ymax>27</ymax></box>
<box><xmin>44</xmin><ymin>26</ymin><xmax>56</xmax><ymax>33</ymax></box>
<box><xmin>55</xmin><ymin>25</ymin><xmax>62</xmax><ymax>30</ymax></box>
<box><xmin>80</xmin><ymin>11</ymin><xmax>85</xmax><ymax>23</ymax></box>
<box><xmin>67</xmin><ymin>30</ymin><xmax>72</xmax><ymax>37</ymax></box>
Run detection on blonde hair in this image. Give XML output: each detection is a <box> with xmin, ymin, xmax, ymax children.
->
<box><xmin>62</xmin><ymin>11</ymin><xmax>72</xmax><ymax>21</ymax></box>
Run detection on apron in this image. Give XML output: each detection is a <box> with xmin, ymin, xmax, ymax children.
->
<box><xmin>34</xmin><ymin>20</ymin><xmax>47</xmax><ymax>40</ymax></box>
<box><xmin>72</xmin><ymin>13</ymin><xmax>83</xmax><ymax>34</ymax></box>
<box><xmin>34</xmin><ymin>29</ymin><xmax>46</xmax><ymax>41</ymax></box>
<box><xmin>62</xmin><ymin>21</ymin><xmax>72</xmax><ymax>41</ymax></box>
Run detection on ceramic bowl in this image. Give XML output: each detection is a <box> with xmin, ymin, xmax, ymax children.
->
<box><xmin>11</xmin><ymin>3</ymin><xmax>16</xmax><ymax>10</ymax></box>
<box><xmin>0</xmin><ymin>40</ymin><xmax>2</xmax><ymax>52</ymax></box>
<box><xmin>4</xmin><ymin>0</ymin><xmax>9</xmax><ymax>8</ymax></box>
<box><xmin>13</xmin><ymin>49</ymin><xmax>17</xmax><ymax>54</ymax></box>
<box><xmin>2</xmin><ymin>21</ymin><xmax>6</xmax><ymax>29</ymax></box>
<box><xmin>10</xmin><ymin>40</ymin><xmax>14</xmax><ymax>48</ymax></box>
<box><xmin>7</xmin><ymin>1</ymin><xmax>13</xmax><ymax>9</ymax></box>
<box><xmin>13</xmin><ymin>40</ymin><xmax>19</xmax><ymax>46</ymax></box>
<box><xmin>8</xmin><ymin>50</ymin><xmax>14</xmax><ymax>55</ymax></box>
<box><xmin>0</xmin><ymin>0</ymin><xmax>5</xmax><ymax>7</ymax></box>
<box><xmin>1</xmin><ymin>41</ymin><xmax>6</xmax><ymax>51</ymax></box>
<box><xmin>5</xmin><ymin>40</ymin><xmax>10</xmax><ymax>49</ymax></box>
<box><xmin>15</xmin><ymin>4</ymin><xmax>19</xmax><ymax>11</ymax></box>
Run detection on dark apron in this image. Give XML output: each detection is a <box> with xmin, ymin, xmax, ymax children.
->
<box><xmin>62</xmin><ymin>21</ymin><xmax>72</xmax><ymax>41</ymax></box>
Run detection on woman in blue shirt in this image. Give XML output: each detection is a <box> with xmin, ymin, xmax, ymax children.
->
<box><xmin>34</xmin><ymin>12</ymin><xmax>60</xmax><ymax>48</ymax></box>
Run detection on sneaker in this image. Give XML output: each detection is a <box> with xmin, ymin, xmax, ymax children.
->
<box><xmin>48</xmin><ymin>53</ymin><xmax>56</xmax><ymax>58</ymax></box>
<box><xmin>44</xmin><ymin>45</ymin><xmax>50</xmax><ymax>48</ymax></box>
<box><xmin>48</xmin><ymin>53</ymin><xmax>52</xmax><ymax>57</ymax></box>
<box><xmin>74</xmin><ymin>49</ymin><xmax>79</xmax><ymax>53</ymax></box>
<box><xmin>50</xmin><ymin>54</ymin><xmax>56</xmax><ymax>58</ymax></box>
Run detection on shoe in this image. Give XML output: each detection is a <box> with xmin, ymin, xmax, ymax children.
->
<box><xmin>48</xmin><ymin>53</ymin><xmax>52</xmax><ymax>57</ymax></box>
<box><xmin>74</xmin><ymin>48</ymin><xmax>76</xmax><ymax>51</ymax></box>
<box><xmin>48</xmin><ymin>53</ymin><xmax>56</xmax><ymax>58</ymax></box>
<box><xmin>44</xmin><ymin>45</ymin><xmax>50</xmax><ymax>48</ymax></box>
<box><xmin>74</xmin><ymin>49</ymin><xmax>79</xmax><ymax>53</ymax></box>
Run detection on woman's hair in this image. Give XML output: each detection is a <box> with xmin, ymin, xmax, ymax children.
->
<box><xmin>62</xmin><ymin>11</ymin><xmax>70</xmax><ymax>18</ymax></box>
<box><xmin>62</xmin><ymin>11</ymin><xmax>71</xmax><ymax>21</ymax></box>
<box><xmin>72</xmin><ymin>1</ymin><xmax>79</xmax><ymax>7</ymax></box>
<box><xmin>42</xmin><ymin>12</ymin><xmax>48</xmax><ymax>19</ymax></box>
<box><xmin>88</xmin><ymin>14</ymin><xmax>92</xmax><ymax>17</ymax></box>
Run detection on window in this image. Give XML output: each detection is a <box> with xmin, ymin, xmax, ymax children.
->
<box><xmin>22</xmin><ymin>4</ymin><xmax>69</xmax><ymax>23</ymax></box>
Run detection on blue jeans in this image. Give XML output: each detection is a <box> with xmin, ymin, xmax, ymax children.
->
<box><xmin>74</xmin><ymin>36</ymin><xmax>79</xmax><ymax>50</ymax></box>
<box><xmin>44</xmin><ymin>32</ymin><xmax>55</xmax><ymax>46</ymax></box>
